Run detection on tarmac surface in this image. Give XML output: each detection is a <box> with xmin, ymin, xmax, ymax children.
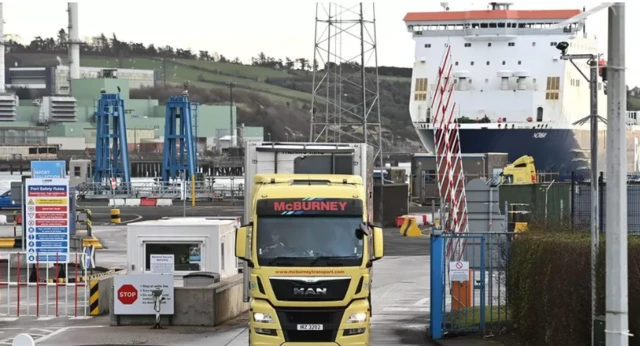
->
<box><xmin>0</xmin><ymin>203</ymin><xmax>437</xmax><ymax>345</ymax></box>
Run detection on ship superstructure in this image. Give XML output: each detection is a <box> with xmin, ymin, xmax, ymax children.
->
<box><xmin>404</xmin><ymin>2</ymin><xmax>640</xmax><ymax>175</ymax></box>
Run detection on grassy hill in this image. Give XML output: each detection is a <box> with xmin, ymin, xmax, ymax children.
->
<box><xmin>8</xmin><ymin>53</ymin><xmax>419</xmax><ymax>150</ymax></box>
<box><xmin>8</xmin><ymin>53</ymin><xmax>640</xmax><ymax>149</ymax></box>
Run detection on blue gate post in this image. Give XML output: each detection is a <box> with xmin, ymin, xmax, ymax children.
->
<box><xmin>430</xmin><ymin>228</ymin><xmax>445</xmax><ymax>340</ymax></box>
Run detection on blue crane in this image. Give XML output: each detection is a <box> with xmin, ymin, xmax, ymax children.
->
<box><xmin>161</xmin><ymin>94</ymin><xmax>198</xmax><ymax>182</ymax></box>
<box><xmin>93</xmin><ymin>93</ymin><xmax>132</xmax><ymax>190</ymax></box>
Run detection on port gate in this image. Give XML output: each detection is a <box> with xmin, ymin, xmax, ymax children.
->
<box><xmin>429</xmin><ymin>231</ymin><xmax>512</xmax><ymax>339</ymax></box>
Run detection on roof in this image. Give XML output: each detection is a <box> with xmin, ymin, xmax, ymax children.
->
<box><xmin>403</xmin><ymin>9</ymin><xmax>581</xmax><ymax>22</ymax></box>
<box><xmin>129</xmin><ymin>217</ymin><xmax>236</xmax><ymax>226</ymax></box>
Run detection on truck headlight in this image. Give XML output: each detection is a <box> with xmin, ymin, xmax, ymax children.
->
<box><xmin>347</xmin><ymin>312</ymin><xmax>367</xmax><ymax>323</ymax></box>
<box><xmin>253</xmin><ymin>312</ymin><xmax>274</xmax><ymax>323</ymax></box>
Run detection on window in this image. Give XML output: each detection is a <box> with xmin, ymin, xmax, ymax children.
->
<box><xmin>424</xmin><ymin>170</ymin><xmax>437</xmax><ymax>182</ymax></box>
<box><xmin>551</xmin><ymin>41</ymin><xmax>558</xmax><ymax>46</ymax></box>
<box><xmin>545</xmin><ymin>76</ymin><xmax>560</xmax><ymax>100</ymax></box>
<box><xmin>414</xmin><ymin>78</ymin><xmax>428</xmax><ymax>101</ymax></box>
<box><xmin>256</xmin><ymin>217</ymin><xmax>364</xmax><ymax>267</ymax></box>
<box><xmin>425</xmin><ymin>43</ymin><xmax>431</xmax><ymax>48</ymax></box>
<box><xmin>145</xmin><ymin>243</ymin><xmax>202</xmax><ymax>271</ymax></box>
<box><xmin>518</xmin><ymin>61</ymin><xmax>522</xmax><ymax>65</ymax></box>
<box><xmin>532</xmin><ymin>42</ymin><xmax>536</xmax><ymax>46</ymax></box>
<box><xmin>73</xmin><ymin>166</ymin><xmax>81</xmax><ymax>178</ymax></box>
<box><xmin>486</xmin><ymin>61</ymin><xmax>490</xmax><ymax>65</ymax></box>
<box><xmin>455</xmin><ymin>61</ymin><xmax>459</xmax><ymax>66</ymax></box>
<box><xmin>488</xmin><ymin>43</ymin><xmax>492</xmax><ymax>47</ymax></box>
<box><xmin>471</xmin><ymin>61</ymin><xmax>475</xmax><ymax>66</ymax></box>
<box><xmin>508</xmin><ymin>42</ymin><xmax>515</xmax><ymax>47</ymax></box>
<box><xmin>464</xmin><ymin>43</ymin><xmax>471</xmax><ymax>47</ymax></box>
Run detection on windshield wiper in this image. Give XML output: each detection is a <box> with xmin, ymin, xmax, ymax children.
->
<box><xmin>266</xmin><ymin>256</ymin><xmax>295</xmax><ymax>266</ymax></box>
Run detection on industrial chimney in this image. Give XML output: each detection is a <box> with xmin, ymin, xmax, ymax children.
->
<box><xmin>0</xmin><ymin>3</ymin><xmax>5</xmax><ymax>93</ymax></box>
<box><xmin>67</xmin><ymin>3</ymin><xmax>80</xmax><ymax>84</ymax></box>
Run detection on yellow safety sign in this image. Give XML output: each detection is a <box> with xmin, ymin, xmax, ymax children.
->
<box><xmin>28</xmin><ymin>199</ymin><xmax>34</xmax><ymax>205</ymax></box>
<box><xmin>35</xmin><ymin>198</ymin><xmax>67</xmax><ymax>205</ymax></box>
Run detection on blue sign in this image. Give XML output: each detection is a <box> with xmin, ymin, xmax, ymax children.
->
<box><xmin>25</xmin><ymin>178</ymin><xmax>70</xmax><ymax>264</ymax></box>
<box><xmin>31</xmin><ymin>161</ymin><xmax>66</xmax><ymax>179</ymax></box>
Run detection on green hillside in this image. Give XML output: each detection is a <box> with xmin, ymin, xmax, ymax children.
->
<box><xmin>8</xmin><ymin>53</ymin><xmax>418</xmax><ymax>149</ymax></box>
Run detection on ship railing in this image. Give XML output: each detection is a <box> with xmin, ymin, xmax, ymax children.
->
<box><xmin>75</xmin><ymin>181</ymin><xmax>245</xmax><ymax>201</ymax></box>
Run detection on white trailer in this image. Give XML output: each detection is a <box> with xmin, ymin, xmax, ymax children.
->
<box><xmin>244</xmin><ymin>141</ymin><xmax>375</xmax><ymax>224</ymax></box>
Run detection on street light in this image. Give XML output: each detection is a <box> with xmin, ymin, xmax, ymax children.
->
<box><xmin>557</xmin><ymin>40</ymin><xmax>607</xmax><ymax>342</ymax></box>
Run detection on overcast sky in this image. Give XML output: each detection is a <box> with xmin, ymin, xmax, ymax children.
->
<box><xmin>2</xmin><ymin>0</ymin><xmax>638</xmax><ymax>86</ymax></box>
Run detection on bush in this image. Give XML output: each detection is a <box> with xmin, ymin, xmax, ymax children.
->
<box><xmin>507</xmin><ymin>227</ymin><xmax>640</xmax><ymax>345</ymax></box>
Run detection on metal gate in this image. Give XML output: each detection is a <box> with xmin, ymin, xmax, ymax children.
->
<box><xmin>0</xmin><ymin>251</ymin><xmax>90</xmax><ymax>317</ymax></box>
<box><xmin>429</xmin><ymin>231</ymin><xmax>512</xmax><ymax>339</ymax></box>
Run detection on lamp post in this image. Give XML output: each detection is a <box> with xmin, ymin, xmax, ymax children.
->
<box><xmin>558</xmin><ymin>42</ymin><xmax>607</xmax><ymax>345</ymax></box>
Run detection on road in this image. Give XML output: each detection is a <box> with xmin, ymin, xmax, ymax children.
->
<box><xmin>0</xmin><ymin>203</ymin><xmax>435</xmax><ymax>345</ymax></box>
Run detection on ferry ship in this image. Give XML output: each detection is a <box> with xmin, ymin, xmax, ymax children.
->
<box><xmin>403</xmin><ymin>2</ymin><xmax>640</xmax><ymax>176</ymax></box>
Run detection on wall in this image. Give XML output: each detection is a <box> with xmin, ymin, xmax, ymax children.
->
<box><xmin>109</xmin><ymin>274</ymin><xmax>248</xmax><ymax>326</ymax></box>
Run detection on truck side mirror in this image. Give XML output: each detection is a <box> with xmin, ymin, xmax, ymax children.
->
<box><xmin>372</xmin><ymin>227</ymin><xmax>384</xmax><ymax>260</ymax></box>
<box><xmin>236</xmin><ymin>226</ymin><xmax>248</xmax><ymax>260</ymax></box>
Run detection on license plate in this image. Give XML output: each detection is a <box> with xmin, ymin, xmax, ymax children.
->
<box><xmin>297</xmin><ymin>324</ymin><xmax>323</xmax><ymax>331</ymax></box>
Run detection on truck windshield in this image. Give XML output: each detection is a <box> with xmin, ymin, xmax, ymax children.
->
<box><xmin>256</xmin><ymin>216</ymin><xmax>364</xmax><ymax>267</ymax></box>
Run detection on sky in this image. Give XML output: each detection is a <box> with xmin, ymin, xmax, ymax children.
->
<box><xmin>2</xmin><ymin>0</ymin><xmax>638</xmax><ymax>86</ymax></box>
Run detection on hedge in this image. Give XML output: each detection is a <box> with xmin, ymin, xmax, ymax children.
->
<box><xmin>506</xmin><ymin>230</ymin><xmax>640</xmax><ymax>345</ymax></box>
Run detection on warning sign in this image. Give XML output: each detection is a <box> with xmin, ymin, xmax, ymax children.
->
<box><xmin>449</xmin><ymin>261</ymin><xmax>470</xmax><ymax>282</ymax></box>
<box><xmin>28</xmin><ymin>199</ymin><xmax>34</xmax><ymax>205</ymax></box>
<box><xmin>35</xmin><ymin>198</ymin><xmax>67</xmax><ymax>205</ymax></box>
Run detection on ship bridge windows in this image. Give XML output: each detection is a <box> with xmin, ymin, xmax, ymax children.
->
<box><xmin>424</xmin><ymin>43</ymin><xmax>431</xmax><ymax>48</ymax></box>
<box><xmin>414</xmin><ymin>78</ymin><xmax>428</xmax><ymax>101</ymax></box>
<box><xmin>464</xmin><ymin>43</ymin><xmax>471</xmax><ymax>47</ymax></box>
<box><xmin>508</xmin><ymin>42</ymin><xmax>516</xmax><ymax>47</ymax></box>
<box><xmin>545</xmin><ymin>76</ymin><xmax>560</xmax><ymax>100</ymax></box>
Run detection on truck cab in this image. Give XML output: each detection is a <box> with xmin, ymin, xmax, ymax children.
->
<box><xmin>235</xmin><ymin>174</ymin><xmax>384</xmax><ymax>345</ymax></box>
<box><xmin>499</xmin><ymin>155</ymin><xmax>537</xmax><ymax>185</ymax></box>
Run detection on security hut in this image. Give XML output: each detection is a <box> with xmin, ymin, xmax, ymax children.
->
<box><xmin>126</xmin><ymin>217</ymin><xmax>238</xmax><ymax>286</ymax></box>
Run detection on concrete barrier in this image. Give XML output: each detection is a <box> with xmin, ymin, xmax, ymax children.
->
<box><xmin>109</xmin><ymin>274</ymin><xmax>248</xmax><ymax>326</ymax></box>
<box><xmin>399</xmin><ymin>217</ymin><xmax>422</xmax><ymax>237</ymax></box>
<box><xmin>108</xmin><ymin>199</ymin><xmax>126</xmax><ymax>207</ymax></box>
<box><xmin>124</xmin><ymin>199</ymin><xmax>141</xmax><ymax>207</ymax></box>
<box><xmin>156</xmin><ymin>199</ymin><xmax>173</xmax><ymax>207</ymax></box>
<box><xmin>0</xmin><ymin>215</ymin><xmax>7</xmax><ymax>225</ymax></box>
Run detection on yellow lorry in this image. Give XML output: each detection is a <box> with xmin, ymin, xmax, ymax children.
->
<box><xmin>499</xmin><ymin>155</ymin><xmax>537</xmax><ymax>184</ymax></box>
<box><xmin>236</xmin><ymin>142</ymin><xmax>383</xmax><ymax>345</ymax></box>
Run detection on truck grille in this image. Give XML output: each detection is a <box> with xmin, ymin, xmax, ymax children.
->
<box><xmin>276</xmin><ymin>307</ymin><xmax>345</xmax><ymax>343</ymax></box>
<box><xmin>270</xmin><ymin>278</ymin><xmax>350</xmax><ymax>301</ymax></box>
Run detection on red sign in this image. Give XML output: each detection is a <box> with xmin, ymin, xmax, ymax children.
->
<box><xmin>274</xmin><ymin>201</ymin><xmax>348</xmax><ymax>212</ymax></box>
<box><xmin>117</xmin><ymin>284</ymin><xmax>138</xmax><ymax>305</ymax></box>
<box><xmin>36</xmin><ymin>206</ymin><xmax>68</xmax><ymax>212</ymax></box>
<box><xmin>36</xmin><ymin>213</ymin><xmax>68</xmax><ymax>219</ymax></box>
<box><xmin>35</xmin><ymin>220</ymin><xmax>68</xmax><ymax>226</ymax></box>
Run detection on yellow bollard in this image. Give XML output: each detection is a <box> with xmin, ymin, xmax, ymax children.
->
<box><xmin>110</xmin><ymin>209</ymin><xmax>121</xmax><ymax>224</ymax></box>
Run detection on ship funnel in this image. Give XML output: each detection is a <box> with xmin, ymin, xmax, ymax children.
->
<box><xmin>67</xmin><ymin>3</ymin><xmax>80</xmax><ymax>84</ymax></box>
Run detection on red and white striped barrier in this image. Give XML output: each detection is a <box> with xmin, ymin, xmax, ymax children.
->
<box><xmin>109</xmin><ymin>199</ymin><xmax>173</xmax><ymax>207</ymax></box>
<box><xmin>395</xmin><ymin>213</ymin><xmax>436</xmax><ymax>227</ymax></box>
<box><xmin>0</xmin><ymin>252</ymin><xmax>90</xmax><ymax>317</ymax></box>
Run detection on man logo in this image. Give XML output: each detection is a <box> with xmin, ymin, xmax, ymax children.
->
<box><xmin>533</xmin><ymin>132</ymin><xmax>547</xmax><ymax>139</ymax></box>
<box><xmin>294</xmin><ymin>287</ymin><xmax>327</xmax><ymax>295</ymax></box>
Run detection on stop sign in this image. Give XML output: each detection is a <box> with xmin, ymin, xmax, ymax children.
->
<box><xmin>117</xmin><ymin>284</ymin><xmax>138</xmax><ymax>305</ymax></box>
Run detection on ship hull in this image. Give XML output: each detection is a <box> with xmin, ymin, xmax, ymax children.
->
<box><xmin>415</xmin><ymin>126</ymin><xmax>640</xmax><ymax>175</ymax></box>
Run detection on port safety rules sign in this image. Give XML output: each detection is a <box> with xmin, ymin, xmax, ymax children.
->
<box><xmin>24</xmin><ymin>178</ymin><xmax>70</xmax><ymax>264</ymax></box>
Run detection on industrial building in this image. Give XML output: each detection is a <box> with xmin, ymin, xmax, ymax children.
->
<box><xmin>0</xmin><ymin>76</ymin><xmax>263</xmax><ymax>153</ymax></box>
<box><xmin>6</xmin><ymin>65</ymin><xmax>155</xmax><ymax>94</ymax></box>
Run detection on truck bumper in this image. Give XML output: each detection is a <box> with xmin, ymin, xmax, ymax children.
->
<box><xmin>249</xmin><ymin>299</ymin><xmax>370</xmax><ymax>346</ymax></box>
<box><xmin>250</xmin><ymin>329</ymin><xmax>370</xmax><ymax>346</ymax></box>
